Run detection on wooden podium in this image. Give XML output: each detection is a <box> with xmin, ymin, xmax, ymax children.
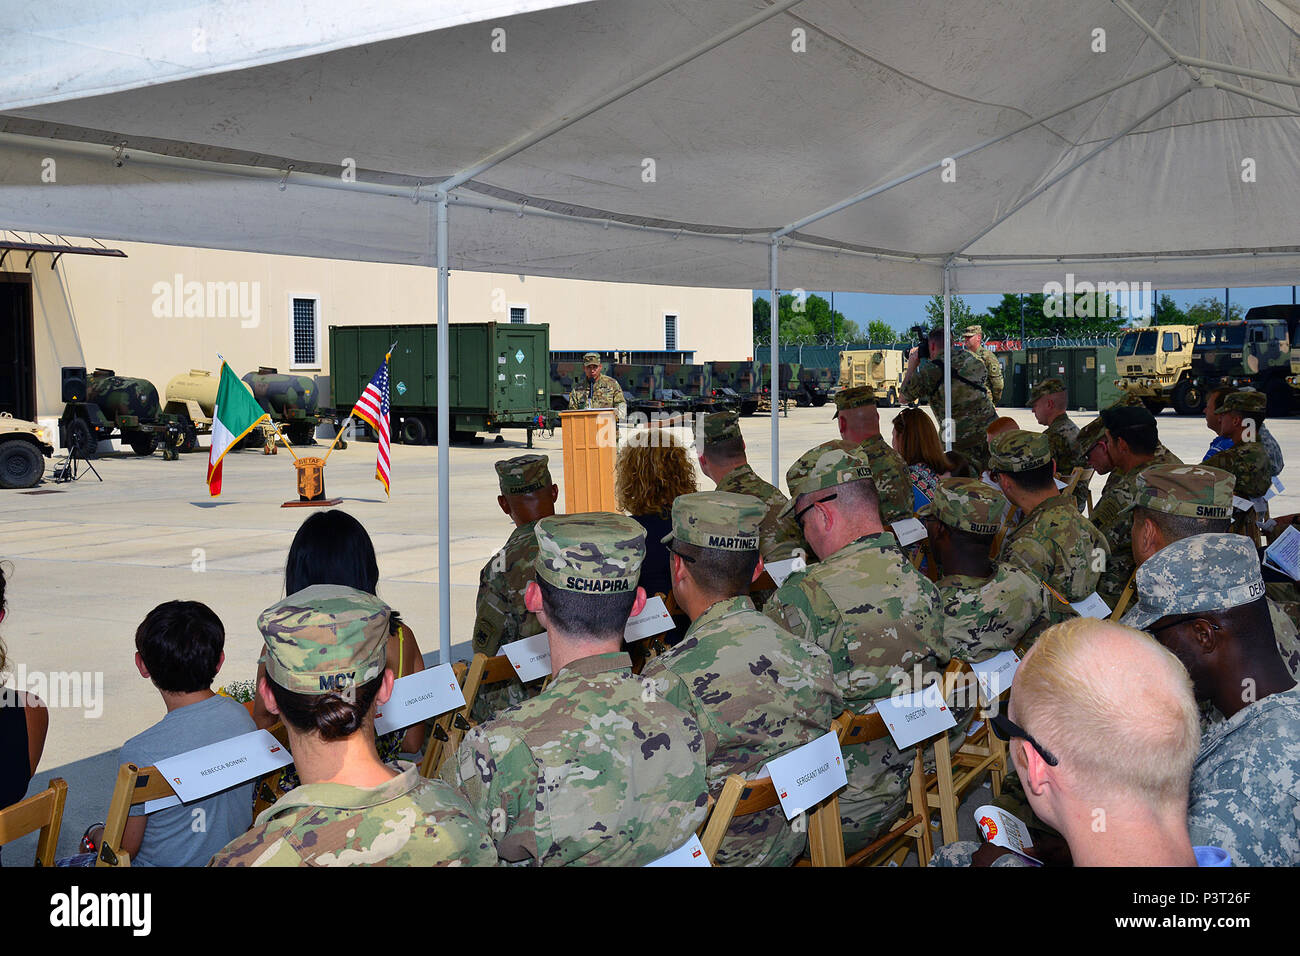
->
<box><xmin>559</xmin><ymin>409</ymin><xmax>618</xmax><ymax>513</ymax></box>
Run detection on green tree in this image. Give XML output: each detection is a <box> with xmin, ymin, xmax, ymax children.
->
<box><xmin>983</xmin><ymin>293</ymin><xmax>1048</xmax><ymax>339</ymax></box>
<box><xmin>1184</xmin><ymin>296</ymin><xmax>1244</xmax><ymax>324</ymax></box>
<box><xmin>866</xmin><ymin>319</ymin><xmax>898</xmax><ymax>344</ymax></box>
<box><xmin>753</xmin><ymin>293</ymin><xmax>859</xmax><ymax>344</ymax></box>
<box><xmin>922</xmin><ymin>293</ymin><xmax>976</xmax><ymax>331</ymax></box>
<box><xmin>1151</xmin><ymin>293</ymin><xmax>1187</xmax><ymax>325</ymax></box>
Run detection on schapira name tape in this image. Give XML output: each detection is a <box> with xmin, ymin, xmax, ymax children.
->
<box><xmin>153</xmin><ymin>729</ymin><xmax>293</xmax><ymax>804</ymax></box>
<box><xmin>373</xmin><ymin>663</ymin><xmax>466</xmax><ymax>735</ymax></box>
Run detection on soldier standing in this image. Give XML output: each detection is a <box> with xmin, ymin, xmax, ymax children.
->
<box><xmin>762</xmin><ymin>440</ymin><xmax>943</xmax><ymax>854</ymax></box>
<box><xmin>832</xmin><ymin>385</ymin><xmax>914</xmax><ymax>524</ymax></box>
<box><xmin>962</xmin><ymin>324</ymin><xmax>1004</xmax><ymax>405</ymax></box>
<box><xmin>991</xmin><ymin>430</ymin><xmax>1109</xmax><ymax>604</ymax></box>
<box><xmin>443</xmin><ymin>513</ymin><xmax>710</xmax><ymax>866</ymax></box>
<box><xmin>643</xmin><ymin>492</ymin><xmax>842</xmax><ymax>866</ymax></box>
<box><xmin>568</xmin><ymin>351</ymin><xmax>627</xmax><ymax>421</ymax></box>
<box><xmin>210</xmin><ymin>585</ymin><xmax>496</xmax><ymax>867</ymax></box>
<box><xmin>470</xmin><ymin>454</ymin><xmax>557</xmax><ymax>720</ymax></box>
<box><xmin>900</xmin><ymin>328</ymin><xmax>998</xmax><ymax>473</ymax></box>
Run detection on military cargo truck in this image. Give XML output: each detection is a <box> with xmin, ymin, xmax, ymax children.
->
<box><xmin>706</xmin><ymin>361</ymin><xmax>761</xmax><ymax>415</ymax></box>
<box><xmin>795</xmin><ymin>366</ymin><xmax>832</xmax><ymax>407</ymax></box>
<box><xmin>59</xmin><ymin>369</ymin><xmax>184</xmax><ymax>458</ymax></box>
<box><xmin>756</xmin><ymin>362</ymin><xmax>802</xmax><ymax>409</ymax></box>
<box><xmin>839</xmin><ymin>349</ymin><xmax>906</xmax><ymax>406</ymax></box>
<box><xmin>242</xmin><ymin>368</ymin><xmax>323</xmax><ymax>445</ymax></box>
<box><xmin>608</xmin><ymin>364</ymin><xmax>669</xmax><ymax>418</ymax></box>
<box><xmin>662</xmin><ymin>363</ymin><xmax>725</xmax><ymax>414</ymax></box>
<box><xmin>0</xmin><ymin>414</ymin><xmax>53</xmax><ymax>489</ymax></box>
<box><xmin>1183</xmin><ymin>305</ymin><xmax>1300</xmax><ymax>416</ymax></box>
<box><xmin>1113</xmin><ymin>325</ymin><xmax>1196</xmax><ymax>414</ymax></box>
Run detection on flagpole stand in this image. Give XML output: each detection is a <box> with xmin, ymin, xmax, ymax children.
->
<box><xmin>281</xmin><ymin>456</ymin><xmax>341</xmax><ymax>508</ymax></box>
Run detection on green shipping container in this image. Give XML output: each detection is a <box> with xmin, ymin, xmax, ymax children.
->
<box><xmin>1025</xmin><ymin>346</ymin><xmax>1122</xmax><ymax>411</ymax></box>
<box><xmin>329</xmin><ymin>322</ymin><xmax>551</xmax><ymax>444</ymax></box>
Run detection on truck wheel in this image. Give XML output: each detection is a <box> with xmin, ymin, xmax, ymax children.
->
<box><xmin>1141</xmin><ymin>399</ymin><xmax>1164</xmax><ymax>415</ymax></box>
<box><xmin>0</xmin><ymin>441</ymin><xmax>43</xmax><ymax>489</ymax></box>
<box><xmin>67</xmin><ymin>418</ymin><xmax>97</xmax><ymax>458</ymax></box>
<box><xmin>1265</xmin><ymin>380</ymin><xmax>1292</xmax><ymax>418</ymax></box>
<box><xmin>127</xmin><ymin>432</ymin><xmax>158</xmax><ymax>456</ymax></box>
<box><xmin>1172</xmin><ymin>381</ymin><xmax>1205</xmax><ymax>416</ymax></box>
<box><xmin>886</xmin><ymin>388</ymin><xmax>898</xmax><ymax>408</ymax></box>
<box><xmin>182</xmin><ymin>426</ymin><xmax>199</xmax><ymax>453</ymax></box>
<box><xmin>289</xmin><ymin>423</ymin><xmax>317</xmax><ymax>446</ymax></box>
<box><xmin>401</xmin><ymin>416</ymin><xmax>429</xmax><ymax>445</ymax></box>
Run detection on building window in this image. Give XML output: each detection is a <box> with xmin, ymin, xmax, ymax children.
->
<box><xmin>665</xmin><ymin>313</ymin><xmax>678</xmax><ymax>351</ymax></box>
<box><xmin>509</xmin><ymin>305</ymin><xmax>528</xmax><ymax>324</ymax></box>
<box><xmin>290</xmin><ymin>297</ymin><xmax>320</xmax><ymax>368</ymax></box>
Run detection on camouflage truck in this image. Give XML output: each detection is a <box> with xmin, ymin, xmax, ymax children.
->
<box><xmin>1113</xmin><ymin>325</ymin><xmax>1196</xmax><ymax>414</ymax></box>
<box><xmin>662</xmin><ymin>363</ymin><xmax>727</xmax><ymax>414</ymax></box>
<box><xmin>839</xmin><ymin>348</ymin><xmax>906</xmax><ymax>406</ymax></box>
<box><xmin>706</xmin><ymin>361</ymin><xmax>760</xmax><ymax>415</ymax></box>
<box><xmin>755</xmin><ymin>362</ymin><xmax>802</xmax><ymax>411</ymax></box>
<box><xmin>60</xmin><ymin>369</ymin><xmax>186</xmax><ymax>458</ymax></box>
<box><xmin>609</xmin><ymin>364</ymin><xmax>671</xmax><ymax>418</ymax></box>
<box><xmin>241</xmin><ymin>368</ymin><xmax>323</xmax><ymax>445</ymax></box>
<box><xmin>795</xmin><ymin>366</ymin><xmax>832</xmax><ymax>407</ymax></box>
<box><xmin>0</xmin><ymin>414</ymin><xmax>53</xmax><ymax>489</ymax></box>
<box><xmin>550</xmin><ymin>360</ymin><xmax>587</xmax><ymax>411</ymax></box>
<box><xmin>1181</xmin><ymin>305</ymin><xmax>1300</xmax><ymax>416</ymax></box>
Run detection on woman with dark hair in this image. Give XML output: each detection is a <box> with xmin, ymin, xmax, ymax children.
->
<box><xmin>253</xmin><ymin>511</ymin><xmax>425</xmax><ymax>758</ymax></box>
<box><xmin>0</xmin><ymin>562</ymin><xmax>49</xmax><ymax>864</ymax></box>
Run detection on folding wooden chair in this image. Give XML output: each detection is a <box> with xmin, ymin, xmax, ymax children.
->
<box><xmin>0</xmin><ymin>778</ymin><xmax>67</xmax><ymax>867</ymax></box>
<box><xmin>251</xmin><ymin>720</ymin><xmax>292</xmax><ymax>817</ymax></box>
<box><xmin>697</xmin><ymin>769</ymin><xmax>843</xmax><ymax>867</ymax></box>
<box><xmin>97</xmin><ymin>764</ymin><xmax>178</xmax><ymax>866</ymax></box>
<box><xmin>1061</xmin><ymin>466</ymin><xmax>1093</xmax><ymax>512</ymax></box>
<box><xmin>418</xmin><ymin>653</ymin><xmax>516</xmax><ymax>778</ymax></box>
<box><xmin>1108</xmin><ymin>572</ymin><xmax>1137</xmax><ymax>620</ymax></box>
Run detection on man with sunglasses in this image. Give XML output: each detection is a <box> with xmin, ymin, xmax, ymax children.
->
<box><xmin>643</xmin><ymin>491</ymin><xmax>842</xmax><ymax>866</ymax></box>
<box><xmin>1122</xmin><ymin>533</ymin><xmax>1300</xmax><ymax>865</ymax></box>
<box><xmin>762</xmin><ymin>440</ymin><xmax>943</xmax><ymax>855</ymax></box>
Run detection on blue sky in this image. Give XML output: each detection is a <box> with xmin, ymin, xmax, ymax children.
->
<box><xmin>751</xmin><ymin>286</ymin><xmax>1300</xmax><ymax>333</ymax></box>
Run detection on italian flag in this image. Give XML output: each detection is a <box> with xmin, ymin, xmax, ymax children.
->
<box><xmin>207</xmin><ymin>362</ymin><xmax>270</xmax><ymax>497</ymax></box>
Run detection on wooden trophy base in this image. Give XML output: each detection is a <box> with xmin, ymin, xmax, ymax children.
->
<box><xmin>281</xmin><ymin>456</ymin><xmax>341</xmax><ymax>508</ymax></box>
<box><xmin>281</xmin><ymin>498</ymin><xmax>342</xmax><ymax>508</ymax></box>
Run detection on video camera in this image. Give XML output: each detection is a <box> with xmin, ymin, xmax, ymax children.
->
<box><xmin>908</xmin><ymin>324</ymin><xmax>931</xmax><ymax>357</ymax></box>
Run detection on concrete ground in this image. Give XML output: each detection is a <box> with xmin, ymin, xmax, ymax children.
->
<box><xmin>1</xmin><ymin>401</ymin><xmax>1295</xmax><ymax>864</ymax></box>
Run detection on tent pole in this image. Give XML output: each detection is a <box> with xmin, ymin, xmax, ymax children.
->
<box><xmin>435</xmin><ymin>194</ymin><xmax>451</xmax><ymax>663</ymax></box>
<box><xmin>1210</xmin><ymin>78</ymin><xmax>1300</xmax><ymax>117</ymax></box>
<box><xmin>943</xmin><ymin>265</ymin><xmax>953</xmax><ymax>453</ymax></box>
<box><xmin>1177</xmin><ymin>56</ymin><xmax>1300</xmax><ymax>90</ymax></box>
<box><xmin>769</xmin><ymin>240</ymin><xmax>780</xmax><ymax>485</ymax></box>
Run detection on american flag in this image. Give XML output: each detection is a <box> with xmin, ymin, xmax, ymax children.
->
<box><xmin>351</xmin><ymin>351</ymin><xmax>391</xmax><ymax>496</ymax></box>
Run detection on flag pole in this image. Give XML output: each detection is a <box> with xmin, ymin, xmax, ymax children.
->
<box><xmin>219</xmin><ymin>353</ymin><xmax>300</xmax><ymax>461</ymax></box>
<box><xmin>321</xmin><ymin>413</ymin><xmax>353</xmax><ymax>463</ymax></box>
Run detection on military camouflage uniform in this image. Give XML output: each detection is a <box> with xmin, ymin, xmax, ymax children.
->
<box><xmin>568</xmin><ymin>353</ymin><xmax>627</xmax><ymax>420</ymax></box>
<box><xmin>900</xmin><ymin>347</ymin><xmax>997</xmax><ymax>472</ymax></box>
<box><xmin>963</xmin><ymin>326</ymin><xmax>1004</xmax><ymax>405</ymax></box>
<box><xmin>762</xmin><ymin>442</ymin><xmax>944</xmax><ymax>853</ymax></box>
<box><xmin>1091</xmin><ymin>451</ymin><xmax>1184</xmax><ymax>611</ymax></box>
<box><xmin>1260</xmin><ymin>424</ymin><xmax>1284</xmax><ymax>477</ymax></box>
<box><xmin>714</xmin><ymin>464</ymin><xmax>809</xmax><ymax>563</ymax></box>
<box><xmin>832</xmin><ymin>386</ymin><xmax>914</xmax><ymax>524</ymax></box>
<box><xmin>445</xmin><ymin>513</ymin><xmax>709</xmax><ymax>865</ymax></box>
<box><xmin>992</xmin><ymin>431</ymin><xmax>1109</xmax><ymax>603</ymax></box>
<box><xmin>643</xmin><ymin>492</ymin><xmax>843</xmax><ymax>866</ymax></box>
<box><xmin>210</xmin><ymin>764</ymin><xmax>496</xmax><ymax>867</ymax></box>
<box><xmin>211</xmin><ymin>584</ymin><xmax>496</xmax><ymax>867</ymax></box>
<box><xmin>1030</xmin><ymin>378</ymin><xmax>1085</xmax><ymax>511</ymax></box>
<box><xmin>1206</xmin><ymin>390</ymin><xmax>1273</xmax><ymax>501</ymax></box>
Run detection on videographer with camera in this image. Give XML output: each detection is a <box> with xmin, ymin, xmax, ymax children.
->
<box><xmin>900</xmin><ymin>326</ymin><xmax>998</xmax><ymax>473</ymax></box>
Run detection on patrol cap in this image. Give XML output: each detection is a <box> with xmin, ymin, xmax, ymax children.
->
<box><xmin>534</xmin><ymin>513</ymin><xmax>645</xmax><ymax>594</ymax></box>
<box><xmin>258</xmin><ymin>584</ymin><xmax>391</xmax><ymax>696</ymax></box>
<box><xmin>1126</xmin><ymin>463</ymin><xmax>1235</xmax><ymax>520</ymax></box>
<box><xmin>962</xmin><ymin>325</ymin><xmax>983</xmax><ymax>338</ymax></box>
<box><xmin>702</xmin><ymin>411</ymin><xmax>743</xmax><ymax>446</ymax></box>
<box><xmin>1029</xmin><ymin>377</ymin><xmax>1066</xmax><ymax>402</ymax></box>
<box><xmin>1100</xmin><ymin>404</ymin><xmax>1156</xmax><ymax>433</ymax></box>
<box><xmin>1122</xmin><ymin>533</ymin><xmax>1267</xmax><ymax>631</ymax></box>
<box><xmin>583</xmin><ymin>352</ymin><xmax>602</xmax><ymax>366</ymax></box>
<box><xmin>1077</xmin><ymin>418</ymin><xmax>1107</xmax><ymax>454</ymax></box>
<box><xmin>1220</xmin><ymin>390</ymin><xmax>1266</xmax><ymax>416</ymax></box>
<box><xmin>832</xmin><ymin>385</ymin><xmax>877</xmax><ymax>419</ymax></box>
<box><xmin>918</xmin><ymin>477</ymin><xmax>1009</xmax><ymax>535</ymax></box>
<box><xmin>988</xmin><ymin>430</ymin><xmax>1052</xmax><ymax>472</ymax></box>
<box><xmin>495</xmin><ymin>454</ymin><xmax>552</xmax><ymax>496</ymax></box>
<box><xmin>662</xmin><ymin>491</ymin><xmax>763</xmax><ymax>551</ymax></box>
<box><xmin>778</xmin><ymin>440</ymin><xmax>874</xmax><ymax>518</ymax></box>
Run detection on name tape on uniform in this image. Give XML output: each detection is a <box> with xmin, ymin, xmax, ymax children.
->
<box><xmin>154</xmin><ymin>729</ymin><xmax>294</xmax><ymax>804</ymax></box>
<box><xmin>891</xmin><ymin>517</ymin><xmax>928</xmax><ymax>547</ymax></box>
<box><xmin>624</xmin><ymin>595</ymin><xmax>674</xmax><ymax>643</ymax></box>
<box><xmin>502</xmin><ymin>632</ymin><xmax>552</xmax><ymax>683</ymax></box>
<box><xmin>765</xmin><ymin>555</ymin><xmax>807</xmax><ymax>588</ymax></box>
<box><xmin>876</xmin><ymin>687</ymin><xmax>957</xmax><ymax>749</ymax></box>
<box><xmin>373</xmin><ymin>663</ymin><xmax>466</xmax><ymax>736</ymax></box>
<box><xmin>975</xmin><ymin>804</ymin><xmax>1042</xmax><ymax>866</ymax></box>
<box><xmin>969</xmin><ymin>650</ymin><xmax>1020</xmax><ymax>705</ymax></box>
<box><xmin>645</xmin><ymin>832</ymin><xmax>711</xmax><ymax>867</ymax></box>
<box><xmin>763</xmin><ymin>729</ymin><xmax>849</xmax><ymax>820</ymax></box>
<box><xmin>1069</xmin><ymin>591</ymin><xmax>1111</xmax><ymax>619</ymax></box>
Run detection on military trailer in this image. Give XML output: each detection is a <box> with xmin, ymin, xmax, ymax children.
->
<box><xmin>839</xmin><ymin>349</ymin><xmax>906</xmax><ymax>406</ymax></box>
<box><xmin>1183</xmin><ymin>305</ymin><xmax>1300</xmax><ymax>416</ymax></box>
<box><xmin>1113</xmin><ymin>325</ymin><xmax>1197</xmax><ymax>414</ymax></box>
<box><xmin>331</xmin><ymin>322</ymin><xmax>552</xmax><ymax>445</ymax></box>
<box><xmin>707</xmin><ymin>361</ymin><xmax>760</xmax><ymax>415</ymax></box>
<box><xmin>59</xmin><ymin>369</ymin><xmax>185</xmax><ymax>458</ymax></box>
<box><xmin>662</xmin><ymin>363</ymin><xmax>725</xmax><ymax>414</ymax></box>
<box><xmin>241</xmin><ymin>368</ymin><xmax>323</xmax><ymax>445</ymax></box>
<box><xmin>755</xmin><ymin>362</ymin><xmax>802</xmax><ymax>410</ymax></box>
<box><xmin>549</xmin><ymin>360</ymin><xmax>585</xmax><ymax>412</ymax></box>
<box><xmin>607</xmin><ymin>364</ymin><xmax>667</xmax><ymax>418</ymax></box>
<box><xmin>0</xmin><ymin>414</ymin><xmax>53</xmax><ymax>489</ymax></box>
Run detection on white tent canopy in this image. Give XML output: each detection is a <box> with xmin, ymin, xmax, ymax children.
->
<box><xmin>5</xmin><ymin>0</ymin><xmax>1300</xmax><ymax>654</ymax></box>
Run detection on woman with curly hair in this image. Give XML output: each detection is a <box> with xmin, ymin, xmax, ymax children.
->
<box><xmin>615</xmin><ymin>429</ymin><xmax>697</xmax><ymax>601</ymax></box>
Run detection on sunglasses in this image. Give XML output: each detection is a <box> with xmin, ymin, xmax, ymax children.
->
<box><xmin>793</xmin><ymin>493</ymin><xmax>838</xmax><ymax>530</ymax></box>
<box><xmin>1149</xmin><ymin>615</ymin><xmax>1220</xmax><ymax>638</ymax></box>
<box><xmin>667</xmin><ymin>545</ymin><xmax>696</xmax><ymax>564</ymax></box>
<box><xmin>990</xmin><ymin>712</ymin><xmax>1060</xmax><ymax>767</ymax></box>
